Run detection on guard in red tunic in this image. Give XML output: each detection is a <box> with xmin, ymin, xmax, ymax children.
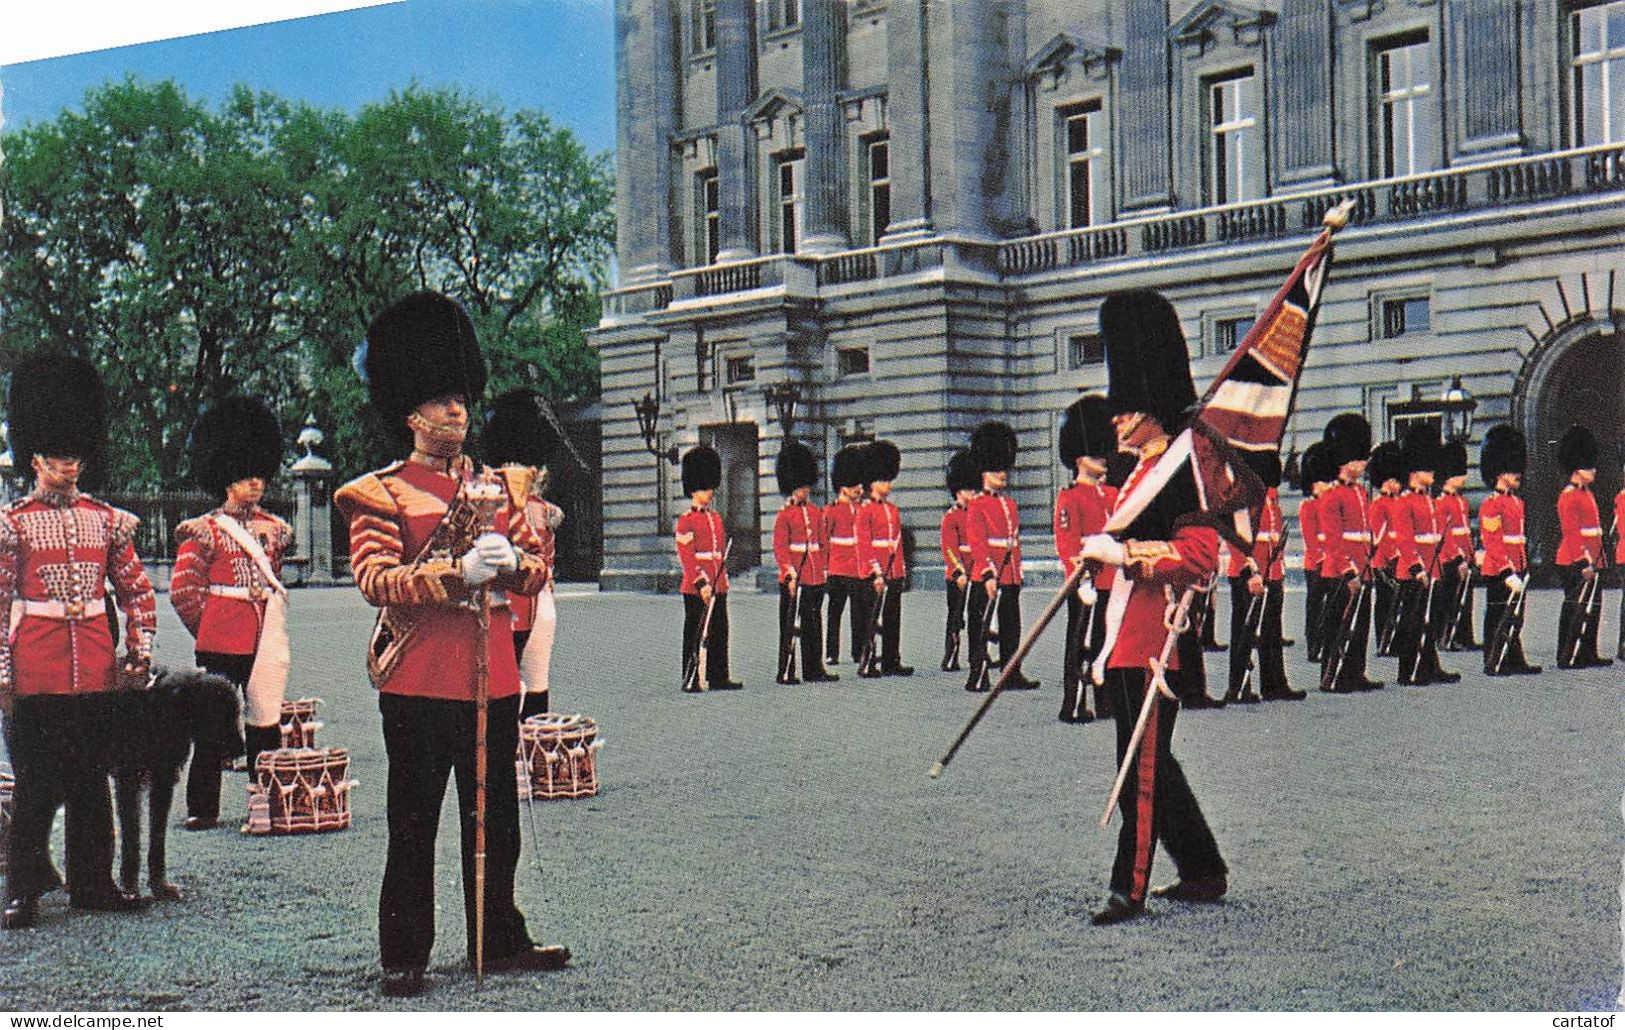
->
<box><xmin>1317</xmin><ymin>413</ymin><xmax>1383</xmax><ymax>693</ymax></box>
<box><xmin>857</xmin><ymin>440</ymin><xmax>911</xmax><ymax>678</ymax></box>
<box><xmin>1298</xmin><ymin>443</ymin><xmax>1332</xmax><ymax>662</ymax></box>
<box><xmin>2</xmin><ymin>355</ymin><xmax>157</xmax><ymax>929</ymax></box>
<box><xmin>964</xmin><ymin>422</ymin><xmax>1038</xmax><ymax>692</ymax></box>
<box><xmin>823</xmin><ymin>445</ymin><xmax>870</xmax><ymax>668</ymax></box>
<box><xmin>1391</xmin><ymin>430</ymin><xmax>1459</xmax><ymax>685</ymax></box>
<box><xmin>1431</xmin><ymin>441</ymin><xmax>1478</xmax><ymax>652</ymax></box>
<box><xmin>1079</xmin><ymin>291</ymin><xmax>1226</xmax><ymax>926</ymax></box>
<box><xmin>674</xmin><ymin>445</ymin><xmax>741</xmax><ymax>691</ymax></box>
<box><xmin>1553</xmin><ymin>425</ymin><xmax>1610</xmax><ymax>669</ymax></box>
<box><xmin>1615</xmin><ymin>473</ymin><xmax>1624</xmax><ymax>662</ymax></box>
<box><xmin>1054</xmin><ymin>395</ymin><xmax>1118</xmax><ymax>723</ymax></box>
<box><xmin>1366</xmin><ymin>443</ymin><xmax>1404</xmax><ymax>657</ymax></box>
<box><xmin>772</xmin><ymin>440</ymin><xmax>835</xmax><ymax>684</ymax></box>
<box><xmin>171</xmin><ymin>396</ymin><xmax>293</xmax><ymax>829</ymax></box>
<box><xmin>939</xmin><ymin>449</ymin><xmax>978</xmax><ymax>672</ymax></box>
<box><xmin>1477</xmin><ymin>426</ymin><xmax>1539</xmax><ymax>676</ymax></box>
<box><xmin>483</xmin><ymin>389</ymin><xmax>567</xmax><ymax>718</ymax></box>
<box><xmin>1224</xmin><ymin>452</ymin><xmax>1302</xmax><ymax>703</ymax></box>
<box><xmin>334</xmin><ymin>292</ymin><xmax>569</xmax><ymax>997</ymax></box>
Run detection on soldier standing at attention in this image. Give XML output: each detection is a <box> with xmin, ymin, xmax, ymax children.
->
<box><xmin>963</xmin><ymin>422</ymin><xmax>1039</xmax><ymax>693</ymax></box>
<box><xmin>1317</xmin><ymin>414</ymin><xmax>1383</xmax><ymax>693</ymax></box>
<box><xmin>1366</xmin><ymin>442</ymin><xmax>1403</xmax><ymax>657</ymax></box>
<box><xmin>857</xmin><ymin>440</ymin><xmax>911</xmax><ymax>677</ymax></box>
<box><xmin>1477</xmin><ymin>426</ymin><xmax>1539</xmax><ymax>677</ymax></box>
<box><xmin>1554</xmin><ymin>425</ymin><xmax>1610</xmax><ymax>669</ymax></box>
<box><xmin>1298</xmin><ymin>442</ymin><xmax>1331</xmax><ymax>662</ymax></box>
<box><xmin>772</xmin><ymin>440</ymin><xmax>835</xmax><ymax>684</ymax></box>
<box><xmin>1432</xmin><ymin>441</ymin><xmax>1479</xmax><ymax>652</ymax></box>
<box><xmin>823</xmin><ymin>445</ymin><xmax>870</xmax><ymax>669</ymax></box>
<box><xmin>939</xmin><ymin>449</ymin><xmax>978</xmax><ymax>672</ymax></box>
<box><xmin>675</xmin><ymin>445</ymin><xmax>742</xmax><ymax>691</ymax></box>
<box><xmin>1391</xmin><ymin>430</ymin><xmax>1459</xmax><ymax>686</ymax></box>
<box><xmin>1053</xmin><ymin>395</ymin><xmax>1118</xmax><ymax>723</ymax></box>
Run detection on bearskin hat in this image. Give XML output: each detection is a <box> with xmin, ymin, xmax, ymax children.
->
<box><xmin>8</xmin><ymin>353</ymin><xmax>105</xmax><ymax>471</ymax></box>
<box><xmin>1322</xmin><ymin>413</ymin><xmax>1372</xmax><ymax>467</ymax></box>
<box><xmin>832</xmin><ymin>444</ymin><xmax>867</xmax><ymax>490</ymax></box>
<box><xmin>189</xmin><ymin>397</ymin><xmax>283</xmax><ymax>496</ymax></box>
<box><xmin>1435</xmin><ymin>439</ymin><xmax>1468</xmax><ymax>481</ymax></box>
<box><xmin>1479</xmin><ymin>425</ymin><xmax>1526</xmax><ymax>485</ymax></box>
<box><xmin>1298</xmin><ymin>442</ymin><xmax>1333</xmax><ymax>496</ymax></box>
<box><xmin>1058</xmin><ymin>394</ymin><xmax>1115</xmax><ymax>468</ymax></box>
<box><xmin>1399</xmin><ymin>426</ymin><xmax>1441</xmax><ymax>476</ymax></box>
<box><xmin>1557</xmin><ymin>424</ymin><xmax>1598</xmax><ymax>474</ymax></box>
<box><xmin>866</xmin><ymin>439</ymin><xmax>901</xmax><ymax>484</ymax></box>
<box><xmin>681</xmin><ymin>444</ymin><xmax>721</xmax><ymax>495</ymax></box>
<box><xmin>970</xmin><ymin>421</ymin><xmax>1019</xmax><ymax>474</ymax></box>
<box><xmin>775</xmin><ymin>440</ymin><xmax>818</xmax><ymax>496</ymax></box>
<box><xmin>1367</xmin><ymin>442</ymin><xmax>1403</xmax><ymax>488</ymax></box>
<box><xmin>362</xmin><ymin>291</ymin><xmax>487</xmax><ymax>439</ymax></box>
<box><xmin>1100</xmin><ymin>290</ymin><xmax>1197</xmax><ymax>433</ymax></box>
<box><xmin>946</xmin><ymin>448</ymin><xmax>980</xmax><ymax>495</ymax></box>
<box><xmin>483</xmin><ymin>388</ymin><xmax>561</xmax><ymax>469</ymax></box>
<box><xmin>1241</xmin><ymin>448</ymin><xmax>1283</xmax><ymax>490</ymax></box>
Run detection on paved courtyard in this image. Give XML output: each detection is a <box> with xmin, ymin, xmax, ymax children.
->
<box><xmin>1</xmin><ymin>583</ymin><xmax>1620</xmax><ymax>1011</ymax></box>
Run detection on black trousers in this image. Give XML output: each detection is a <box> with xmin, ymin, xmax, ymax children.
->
<box><xmin>1394</xmin><ymin>578</ymin><xmax>1445</xmax><ymax>682</ymax></box>
<box><xmin>1618</xmin><ymin>583</ymin><xmax>1625</xmax><ymax>659</ymax></box>
<box><xmin>1434</xmin><ymin>559</ymin><xmax>1476</xmax><ymax>649</ymax></box>
<box><xmin>1103</xmin><ymin>667</ymin><xmax>1226</xmax><ymax>905</ymax></box>
<box><xmin>1318</xmin><ymin>573</ymin><xmax>1372</xmax><ymax>686</ymax></box>
<box><xmin>824</xmin><ymin>576</ymin><xmax>871</xmax><ymax>665</ymax></box>
<box><xmin>4</xmin><ymin>694</ymin><xmax>122</xmax><ymax>904</ymax></box>
<box><xmin>866</xmin><ymin>580</ymin><xmax>905</xmax><ymax>668</ymax></box>
<box><xmin>1482</xmin><ymin>571</ymin><xmax>1533</xmax><ymax>672</ymax></box>
<box><xmin>1373</xmin><ymin>562</ymin><xmax>1399</xmax><ymax>655</ymax></box>
<box><xmin>186</xmin><ymin>650</ymin><xmax>257</xmax><ymax>821</ymax></box>
<box><xmin>681</xmin><ymin>593</ymin><xmax>732</xmax><ymax>687</ymax></box>
<box><xmin>1556</xmin><ymin>564</ymin><xmax>1605</xmax><ymax>667</ymax></box>
<box><xmin>1227</xmin><ymin>578</ymin><xmax>1288</xmax><ymax>696</ymax></box>
<box><xmin>1199</xmin><ymin>590</ymin><xmax>1222</xmax><ymax>647</ymax></box>
<box><xmin>965</xmin><ymin>582</ymin><xmax>1023</xmax><ymax>686</ymax></box>
<box><xmin>1060</xmin><ymin>594</ymin><xmax>1108</xmax><ymax>719</ymax></box>
<box><xmin>1304</xmin><ymin>572</ymin><xmax>1325</xmax><ymax>660</ymax></box>
<box><xmin>776</xmin><ymin>582</ymin><xmax>828</xmax><ymax>679</ymax></box>
<box><xmin>377</xmin><ymin>692</ymin><xmax>531</xmax><ymax>971</ymax></box>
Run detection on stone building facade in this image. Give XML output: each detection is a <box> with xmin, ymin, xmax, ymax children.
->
<box><xmin>590</xmin><ymin>0</ymin><xmax>1625</xmax><ymax>590</ymax></box>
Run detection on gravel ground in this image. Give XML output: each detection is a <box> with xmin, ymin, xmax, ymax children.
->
<box><xmin>1</xmin><ymin>584</ymin><xmax>1620</xmax><ymax>1012</ymax></box>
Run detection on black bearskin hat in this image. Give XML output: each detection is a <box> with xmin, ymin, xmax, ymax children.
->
<box><xmin>832</xmin><ymin>444</ymin><xmax>867</xmax><ymax>490</ymax></box>
<box><xmin>681</xmin><ymin>444</ymin><xmax>721</xmax><ymax>495</ymax></box>
<box><xmin>1298</xmin><ymin>442</ymin><xmax>1332</xmax><ymax>496</ymax></box>
<box><xmin>1435</xmin><ymin>440</ymin><xmax>1468</xmax><ymax>481</ymax></box>
<box><xmin>866</xmin><ymin>439</ymin><xmax>901</xmax><ymax>484</ymax></box>
<box><xmin>1557</xmin><ymin>424</ymin><xmax>1598</xmax><ymax>474</ymax></box>
<box><xmin>775</xmin><ymin>440</ymin><xmax>818</xmax><ymax>496</ymax></box>
<box><xmin>1100</xmin><ymin>290</ymin><xmax>1197</xmax><ymax>433</ymax></box>
<box><xmin>1479</xmin><ymin>425</ymin><xmax>1526</xmax><ymax>485</ymax></box>
<box><xmin>946</xmin><ymin>448</ymin><xmax>980</xmax><ymax>495</ymax></box>
<box><xmin>1241</xmin><ymin>449</ymin><xmax>1283</xmax><ymax>490</ymax></box>
<box><xmin>189</xmin><ymin>397</ymin><xmax>283</xmax><ymax>496</ymax></box>
<box><xmin>1399</xmin><ymin>426</ymin><xmax>1441</xmax><ymax>476</ymax></box>
<box><xmin>1058</xmin><ymin>394</ymin><xmax>1115</xmax><ymax>468</ymax></box>
<box><xmin>362</xmin><ymin>291</ymin><xmax>487</xmax><ymax>438</ymax></box>
<box><xmin>8</xmin><ymin>353</ymin><xmax>105</xmax><ymax>470</ymax></box>
<box><xmin>483</xmin><ymin>389</ymin><xmax>561</xmax><ymax>469</ymax></box>
<box><xmin>1367</xmin><ymin>442</ymin><xmax>1403</xmax><ymax>488</ymax></box>
<box><xmin>970</xmin><ymin>421</ymin><xmax>1019</xmax><ymax>474</ymax></box>
<box><xmin>1322</xmin><ymin>413</ymin><xmax>1372</xmax><ymax>467</ymax></box>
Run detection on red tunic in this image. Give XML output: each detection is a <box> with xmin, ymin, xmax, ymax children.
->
<box><xmin>170</xmin><ymin>505</ymin><xmax>293</xmax><ymax>655</ymax></box>
<box><xmin>674</xmin><ymin>505</ymin><xmax>729</xmax><ymax>595</ymax></box>
<box><xmin>1318</xmin><ymin>480</ymin><xmax>1372</xmax><ymax>578</ymax></box>
<box><xmin>966</xmin><ymin>491</ymin><xmax>1023</xmax><ymax>586</ymax></box>
<box><xmin>508</xmin><ymin>497</ymin><xmax>560</xmax><ymax>634</ymax></box>
<box><xmin>335</xmin><ymin>457</ymin><xmax>548</xmax><ymax>702</ymax></box>
<box><xmin>940</xmin><ymin>504</ymin><xmax>970</xmax><ymax>582</ymax></box>
<box><xmin>1055</xmin><ymin>479</ymin><xmax>1119</xmax><ymax>589</ymax></box>
<box><xmin>823</xmin><ymin>497</ymin><xmax>863</xmax><ymax>578</ymax></box>
<box><xmin>1434</xmin><ymin>491</ymin><xmax>1472</xmax><ymax>564</ymax></box>
<box><xmin>858</xmin><ymin>498</ymin><xmax>906</xmax><ymax>581</ymax></box>
<box><xmin>1392</xmin><ymin>490</ymin><xmax>1440</xmax><ymax>581</ymax></box>
<box><xmin>1478</xmin><ymin>490</ymin><xmax>1528</xmax><ymax>576</ymax></box>
<box><xmin>1615</xmin><ymin>489</ymin><xmax>1625</xmax><ymax>565</ymax></box>
<box><xmin>1227</xmin><ymin>488</ymin><xmax>1285</xmax><ymax>581</ymax></box>
<box><xmin>772</xmin><ymin>498</ymin><xmax>827</xmax><ymax>587</ymax></box>
<box><xmin>1556</xmin><ymin>484</ymin><xmax>1603</xmax><ymax>567</ymax></box>
<box><xmin>1369</xmin><ymin>492</ymin><xmax>1400</xmax><ymax>567</ymax></box>
<box><xmin>0</xmin><ymin>490</ymin><xmax>158</xmax><ymax>698</ymax></box>
<box><xmin>1299</xmin><ymin>496</ymin><xmax>1323</xmax><ymax>572</ymax></box>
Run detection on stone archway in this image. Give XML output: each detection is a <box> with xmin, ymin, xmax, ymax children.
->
<box><xmin>1513</xmin><ymin>314</ymin><xmax>1625</xmax><ymax>568</ymax></box>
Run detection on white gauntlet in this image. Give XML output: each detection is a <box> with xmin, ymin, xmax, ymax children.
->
<box><xmin>1079</xmin><ymin>533</ymin><xmax>1127</xmax><ymax>567</ymax></box>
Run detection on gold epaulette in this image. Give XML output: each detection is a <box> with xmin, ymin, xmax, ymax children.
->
<box><xmin>334</xmin><ymin>463</ymin><xmax>407</xmax><ymax>518</ymax></box>
<box><xmin>495</xmin><ymin>463</ymin><xmax>538</xmax><ymax>511</ymax></box>
<box><xmin>175</xmin><ymin>515</ymin><xmax>212</xmax><ymax>545</ymax></box>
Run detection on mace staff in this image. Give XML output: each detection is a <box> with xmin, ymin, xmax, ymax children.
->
<box><xmin>464</xmin><ymin>472</ymin><xmax>509</xmax><ymax>985</ymax></box>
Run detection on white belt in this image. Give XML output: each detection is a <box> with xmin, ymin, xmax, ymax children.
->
<box><xmin>1450</xmin><ymin>528</ymin><xmax>1471</xmax><ymax>536</ymax></box>
<box><xmin>1415</xmin><ymin>534</ymin><xmax>1440</xmax><ymax>544</ymax></box>
<box><xmin>694</xmin><ymin>551</ymin><xmax>720</xmax><ymax>559</ymax></box>
<box><xmin>987</xmin><ymin>537</ymin><xmax>1016</xmax><ymax>547</ymax></box>
<box><xmin>871</xmin><ymin>539</ymin><xmax>898</xmax><ymax>548</ymax></box>
<box><xmin>830</xmin><ymin>536</ymin><xmax>856</xmax><ymax>545</ymax></box>
<box><xmin>1502</xmin><ymin>535</ymin><xmax>1525</xmax><ymax>544</ymax></box>
<box><xmin>16</xmin><ymin>598</ymin><xmax>102</xmax><ymax>622</ymax></box>
<box><xmin>207</xmin><ymin>585</ymin><xmax>266</xmax><ymax>601</ymax></box>
<box><xmin>956</xmin><ymin>545</ymin><xmax>971</xmax><ymax>552</ymax></box>
<box><xmin>1341</xmin><ymin>532</ymin><xmax>1369</xmax><ymax>541</ymax></box>
<box><xmin>1257</xmin><ymin>532</ymin><xmax>1278</xmax><ymax>541</ymax></box>
<box><xmin>1581</xmin><ymin>528</ymin><xmax>1601</xmax><ymax>537</ymax></box>
<box><xmin>787</xmin><ymin>543</ymin><xmax>821</xmax><ymax>552</ymax></box>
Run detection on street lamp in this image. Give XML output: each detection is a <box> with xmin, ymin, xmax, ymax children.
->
<box><xmin>763</xmin><ymin>381</ymin><xmax>800</xmax><ymax>439</ymax></box>
<box><xmin>1439</xmin><ymin>376</ymin><xmax>1476</xmax><ymax>443</ymax></box>
<box><xmin>632</xmin><ymin>391</ymin><xmax>679</xmax><ymax>465</ymax></box>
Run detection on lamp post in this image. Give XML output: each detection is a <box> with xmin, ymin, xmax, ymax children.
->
<box><xmin>632</xmin><ymin>391</ymin><xmax>678</xmax><ymax>534</ymax></box>
<box><xmin>1439</xmin><ymin>376</ymin><xmax>1476</xmax><ymax>443</ymax></box>
<box><xmin>763</xmin><ymin>381</ymin><xmax>800</xmax><ymax>440</ymax></box>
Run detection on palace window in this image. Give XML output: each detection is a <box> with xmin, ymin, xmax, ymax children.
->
<box><xmin>691</xmin><ymin>0</ymin><xmax>717</xmax><ymax>53</ymax></box>
<box><xmin>1066</xmin><ymin>333</ymin><xmax>1105</xmax><ymax>370</ymax></box>
<box><xmin>1214</xmin><ymin>315</ymin><xmax>1256</xmax><ymax>355</ymax></box>
<box><xmin>1207</xmin><ymin>70</ymin><xmax>1259</xmax><ymax>205</ymax></box>
<box><xmin>1374</xmin><ymin>35</ymin><xmax>1436</xmax><ymax>178</ymax></box>
<box><xmin>1381</xmin><ymin>296</ymin><xmax>1431</xmax><ymax>338</ymax></box>
<box><xmin>837</xmin><ymin>346</ymin><xmax>871</xmax><ymax>377</ymax></box>
<box><xmin>725</xmin><ymin>355</ymin><xmax>755</xmax><ymax>384</ymax></box>
<box><xmin>867</xmin><ymin>137</ymin><xmax>891</xmax><ymax>245</ymax></box>
<box><xmin>1061</xmin><ymin>102</ymin><xmax>1105</xmax><ymax>228</ymax></box>
<box><xmin>760</xmin><ymin>0</ymin><xmax>799</xmax><ymax>32</ymax></box>
<box><xmin>697</xmin><ymin>169</ymin><xmax>720</xmax><ymax>266</ymax></box>
<box><xmin>1573</xmin><ymin>2</ymin><xmax>1625</xmax><ymax>145</ymax></box>
<box><xmin>776</xmin><ymin>152</ymin><xmax>804</xmax><ymax>254</ymax></box>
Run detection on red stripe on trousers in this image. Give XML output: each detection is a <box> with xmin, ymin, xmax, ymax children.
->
<box><xmin>1132</xmin><ymin>692</ymin><xmax>1160</xmax><ymax>902</ymax></box>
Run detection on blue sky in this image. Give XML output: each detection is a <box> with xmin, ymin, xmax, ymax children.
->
<box><xmin>0</xmin><ymin>0</ymin><xmax>617</xmax><ymax>154</ymax></box>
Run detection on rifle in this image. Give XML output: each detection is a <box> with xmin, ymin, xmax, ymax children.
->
<box><xmin>1486</xmin><ymin>574</ymin><xmax>1530</xmax><ymax>675</ymax></box>
<box><xmin>778</xmin><ymin>511</ymin><xmax>813</xmax><ymax>683</ymax></box>
<box><xmin>858</xmin><ymin>545</ymin><xmax>899</xmax><ymax>678</ymax></box>
<box><xmin>964</xmin><ymin>546</ymin><xmax>1016</xmax><ymax>691</ymax></box>
<box><xmin>945</xmin><ymin>567</ymin><xmax>971</xmax><ymax>670</ymax></box>
<box><xmin>684</xmin><ymin>537</ymin><xmax>734</xmax><ymax>692</ymax></box>
<box><xmin>1440</xmin><ymin>495</ymin><xmax>1478</xmax><ymax>649</ymax></box>
<box><xmin>1235</xmin><ymin>520</ymin><xmax>1294</xmax><ymax>699</ymax></box>
<box><xmin>1566</xmin><ymin>513</ymin><xmax>1616</xmax><ymax>665</ymax></box>
<box><xmin>1400</xmin><ymin>508</ymin><xmax>1449</xmax><ymax>684</ymax></box>
<box><xmin>1321</xmin><ymin>515</ymin><xmax>1388</xmax><ymax>692</ymax></box>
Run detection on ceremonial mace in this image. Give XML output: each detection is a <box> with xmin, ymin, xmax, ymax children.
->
<box><xmin>465</xmin><ymin>471</ymin><xmax>509</xmax><ymax>985</ymax></box>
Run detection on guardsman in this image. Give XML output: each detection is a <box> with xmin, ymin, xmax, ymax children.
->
<box><xmin>334</xmin><ymin>292</ymin><xmax>570</xmax><ymax>996</ymax></box>
<box><xmin>1317</xmin><ymin>414</ymin><xmax>1383</xmax><ymax>693</ymax></box>
<box><xmin>857</xmin><ymin>440</ymin><xmax>911</xmax><ymax>677</ymax></box>
<box><xmin>1614</xmin><ymin>465</ymin><xmax>1624</xmax><ymax>662</ymax></box>
<box><xmin>772</xmin><ymin>440</ymin><xmax>835</xmax><ymax>684</ymax></box>
<box><xmin>675</xmin><ymin>445</ymin><xmax>741</xmax><ymax>691</ymax></box>
<box><xmin>1298</xmin><ymin>442</ymin><xmax>1332</xmax><ymax>662</ymax></box>
<box><xmin>1391</xmin><ymin>429</ymin><xmax>1459</xmax><ymax>686</ymax></box>
<box><xmin>1477</xmin><ymin>425</ymin><xmax>1539</xmax><ymax>676</ymax></box>
<box><xmin>171</xmin><ymin>397</ymin><xmax>293</xmax><ymax>829</ymax></box>
<box><xmin>964</xmin><ymin>422</ymin><xmax>1039</xmax><ymax>692</ymax></box>
<box><xmin>483</xmin><ymin>389</ymin><xmax>566</xmax><ymax>717</ymax></box>
<box><xmin>3</xmin><ymin>354</ymin><xmax>157</xmax><ymax>929</ymax></box>
<box><xmin>1554</xmin><ymin>425</ymin><xmax>1610</xmax><ymax>669</ymax></box>
<box><xmin>939</xmin><ymin>449</ymin><xmax>978</xmax><ymax>672</ymax></box>
<box><xmin>1054</xmin><ymin>395</ymin><xmax>1118</xmax><ymax>723</ymax></box>
<box><xmin>1076</xmin><ymin>290</ymin><xmax>1227</xmax><ymax>926</ymax></box>
<box><xmin>823</xmin><ymin>445</ymin><xmax>870</xmax><ymax>668</ymax></box>
<box><xmin>1224</xmin><ymin>451</ymin><xmax>1303</xmax><ymax>703</ymax></box>
<box><xmin>1366</xmin><ymin>442</ymin><xmax>1403</xmax><ymax>657</ymax></box>
<box><xmin>1432</xmin><ymin>441</ymin><xmax>1479</xmax><ymax>652</ymax></box>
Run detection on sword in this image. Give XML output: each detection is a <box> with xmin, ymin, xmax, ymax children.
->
<box><xmin>1100</xmin><ymin>585</ymin><xmax>1199</xmax><ymax>827</ymax></box>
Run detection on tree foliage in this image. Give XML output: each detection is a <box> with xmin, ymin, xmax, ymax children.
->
<box><xmin>0</xmin><ymin>79</ymin><xmax>613</xmax><ymax>488</ymax></box>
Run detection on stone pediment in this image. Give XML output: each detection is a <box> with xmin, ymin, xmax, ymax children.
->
<box><xmin>1023</xmin><ymin>30</ymin><xmax>1122</xmax><ymax>83</ymax></box>
<box><xmin>1171</xmin><ymin>0</ymin><xmax>1277</xmax><ymax>53</ymax></box>
<box><xmin>747</xmin><ymin>87</ymin><xmax>805</xmax><ymax>125</ymax></box>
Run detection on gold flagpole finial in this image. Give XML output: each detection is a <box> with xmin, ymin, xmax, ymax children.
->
<box><xmin>1323</xmin><ymin>198</ymin><xmax>1356</xmax><ymax>231</ymax></box>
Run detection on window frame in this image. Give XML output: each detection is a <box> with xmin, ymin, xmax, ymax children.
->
<box><xmin>1205</xmin><ymin>67</ymin><xmax>1261</xmax><ymax>205</ymax></box>
<box><xmin>1571</xmin><ymin>1</ymin><xmax>1625</xmax><ymax>146</ymax></box>
<box><xmin>1059</xmin><ymin>101</ymin><xmax>1106</xmax><ymax>229</ymax></box>
<box><xmin>865</xmin><ymin>135</ymin><xmax>891</xmax><ymax>246</ymax></box>
<box><xmin>774</xmin><ymin>150</ymin><xmax>805</xmax><ymax>255</ymax></box>
<box><xmin>696</xmin><ymin>168</ymin><xmax>720</xmax><ymax>267</ymax></box>
<box><xmin>1371</xmin><ymin>31</ymin><xmax>1437</xmax><ymax>179</ymax></box>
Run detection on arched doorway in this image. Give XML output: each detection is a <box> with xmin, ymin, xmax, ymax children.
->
<box><xmin>1515</xmin><ymin>316</ymin><xmax>1624</xmax><ymax>570</ymax></box>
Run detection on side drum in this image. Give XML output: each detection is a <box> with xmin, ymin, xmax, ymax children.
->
<box><xmin>244</xmin><ymin>747</ymin><xmax>357</xmax><ymax>835</ymax></box>
<box><xmin>279</xmin><ymin>698</ymin><xmax>323</xmax><ymax>750</ymax></box>
<box><xmin>516</xmin><ymin>714</ymin><xmax>604</xmax><ymax>800</ymax></box>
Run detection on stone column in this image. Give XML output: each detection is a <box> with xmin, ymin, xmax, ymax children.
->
<box><xmin>1119</xmin><ymin>0</ymin><xmax>1173</xmax><ymax>211</ymax></box>
<box><xmin>1275</xmin><ymin>0</ymin><xmax>1334</xmax><ymax>184</ymax></box>
<box><xmin>615</xmin><ymin>0</ymin><xmax>679</xmax><ymax>281</ymax></box>
<box><xmin>882</xmin><ymin>0</ymin><xmax>934</xmax><ymax>240</ymax></box>
<box><xmin>798</xmin><ymin>0</ymin><xmax>848</xmax><ymax>254</ymax></box>
<box><xmin>290</xmin><ymin>415</ymin><xmax>335</xmax><ymax>587</ymax></box>
<box><xmin>714</xmin><ymin>0</ymin><xmax>758</xmax><ymax>261</ymax></box>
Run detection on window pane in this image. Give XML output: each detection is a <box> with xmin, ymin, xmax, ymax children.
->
<box><xmin>870</xmin><ymin>140</ymin><xmax>888</xmax><ymax>180</ymax></box>
<box><xmin>1610</xmin><ymin>3</ymin><xmax>1625</xmax><ymax>49</ymax></box>
<box><xmin>1578</xmin><ymin>7</ymin><xmax>1604</xmax><ymax>54</ymax></box>
<box><xmin>1403</xmin><ymin>297</ymin><xmax>1430</xmax><ymax>333</ymax></box>
<box><xmin>1067</xmin><ymin>115</ymin><xmax>1088</xmax><ymax>154</ymax></box>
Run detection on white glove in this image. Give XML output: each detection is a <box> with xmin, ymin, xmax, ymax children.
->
<box><xmin>1504</xmin><ymin>573</ymin><xmax>1524</xmax><ymax>594</ymax></box>
<box><xmin>459</xmin><ymin>547</ymin><xmax>499</xmax><ymax>586</ymax></box>
<box><xmin>1080</xmin><ymin>533</ymin><xmax>1126</xmax><ymax>567</ymax></box>
<box><xmin>474</xmin><ymin>532</ymin><xmax>519</xmax><ymax>572</ymax></box>
<box><xmin>1076</xmin><ymin>581</ymin><xmax>1098</xmax><ymax>606</ymax></box>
